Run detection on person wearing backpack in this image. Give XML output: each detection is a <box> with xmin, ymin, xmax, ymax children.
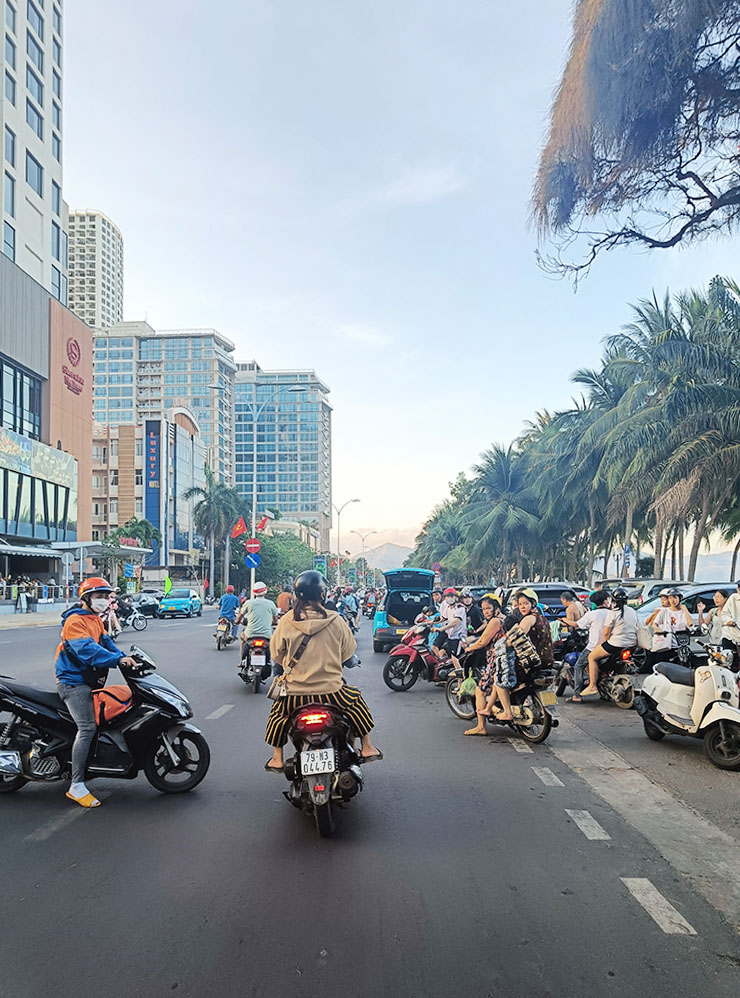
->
<box><xmin>54</xmin><ymin>576</ymin><xmax>137</xmax><ymax>808</ymax></box>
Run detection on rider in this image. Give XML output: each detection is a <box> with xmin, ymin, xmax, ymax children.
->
<box><xmin>340</xmin><ymin>586</ymin><xmax>359</xmax><ymax>631</ymax></box>
<box><xmin>54</xmin><ymin>577</ymin><xmax>137</xmax><ymax>808</ymax></box>
<box><xmin>237</xmin><ymin>581</ymin><xmax>279</xmax><ymax>676</ymax></box>
<box><xmin>217</xmin><ymin>584</ymin><xmax>241</xmax><ymax>638</ymax></box>
<box><xmin>276</xmin><ymin>585</ymin><xmax>293</xmax><ymax>616</ymax></box>
<box><xmin>581</xmin><ymin>587</ymin><xmax>639</xmax><ymax>697</ymax></box>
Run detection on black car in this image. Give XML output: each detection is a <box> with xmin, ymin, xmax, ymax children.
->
<box><xmin>505</xmin><ymin>583</ymin><xmax>591</xmax><ymax>620</ymax></box>
<box><xmin>129</xmin><ymin>593</ymin><xmax>160</xmax><ymax>617</ymax></box>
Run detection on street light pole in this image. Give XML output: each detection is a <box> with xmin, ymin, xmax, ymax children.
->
<box><xmin>350</xmin><ymin>529</ymin><xmax>376</xmax><ymax>587</ymax></box>
<box><xmin>333</xmin><ymin>499</ymin><xmax>359</xmax><ymax>587</ymax></box>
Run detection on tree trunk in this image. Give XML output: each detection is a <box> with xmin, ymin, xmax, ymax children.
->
<box><xmin>623</xmin><ymin>503</ymin><xmax>634</xmax><ymax>579</ymax></box>
<box><xmin>678</xmin><ymin>525</ymin><xmax>685</xmax><ymax>579</ymax></box>
<box><xmin>516</xmin><ymin>548</ymin><xmax>523</xmax><ymax>581</ymax></box>
<box><xmin>687</xmin><ymin>491</ymin><xmax>710</xmax><ymax>582</ymax></box>
<box><xmin>209</xmin><ymin>532</ymin><xmax>215</xmax><ymax>594</ymax></box>
<box><xmin>604</xmin><ymin>537</ymin><xmax>613</xmax><ymax>578</ymax></box>
<box><xmin>653</xmin><ymin>517</ymin><xmax>664</xmax><ymax>577</ymax></box>
<box><xmin>730</xmin><ymin>538</ymin><xmax>740</xmax><ymax>582</ymax></box>
<box><xmin>588</xmin><ymin>500</ymin><xmax>596</xmax><ymax>587</ymax></box>
<box><xmin>671</xmin><ymin>533</ymin><xmax>677</xmax><ymax>580</ymax></box>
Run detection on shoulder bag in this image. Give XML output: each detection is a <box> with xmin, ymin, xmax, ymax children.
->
<box><xmin>267</xmin><ymin>633</ymin><xmax>312</xmax><ymax>701</ymax></box>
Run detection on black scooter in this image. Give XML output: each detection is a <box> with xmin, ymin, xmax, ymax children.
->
<box><xmin>0</xmin><ymin>646</ymin><xmax>209</xmax><ymax>795</ymax></box>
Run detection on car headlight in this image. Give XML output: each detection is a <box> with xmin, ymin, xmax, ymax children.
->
<box><xmin>154</xmin><ymin>689</ymin><xmax>191</xmax><ymax>717</ymax></box>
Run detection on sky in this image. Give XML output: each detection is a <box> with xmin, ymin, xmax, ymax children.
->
<box><xmin>63</xmin><ymin>0</ymin><xmax>740</xmax><ymax>558</ymax></box>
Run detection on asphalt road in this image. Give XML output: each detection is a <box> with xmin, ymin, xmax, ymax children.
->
<box><xmin>1</xmin><ymin>612</ymin><xmax>740</xmax><ymax>998</ymax></box>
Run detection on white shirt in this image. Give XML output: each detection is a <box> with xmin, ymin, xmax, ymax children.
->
<box><xmin>604</xmin><ymin>606</ymin><xmax>639</xmax><ymax>648</ymax></box>
<box><xmin>448</xmin><ymin>604</ymin><xmax>467</xmax><ymax>640</ymax></box>
<box><xmin>577</xmin><ymin>608</ymin><xmax>610</xmax><ymax>650</ymax></box>
<box><xmin>720</xmin><ymin>593</ymin><xmax>740</xmax><ymax>643</ymax></box>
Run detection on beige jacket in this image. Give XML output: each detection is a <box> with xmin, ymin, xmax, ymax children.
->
<box><xmin>269</xmin><ymin>608</ymin><xmax>357</xmax><ymax>695</ymax></box>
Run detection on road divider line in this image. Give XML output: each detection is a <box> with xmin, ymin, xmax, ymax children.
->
<box><xmin>565</xmin><ymin>808</ymin><xmax>611</xmax><ymax>840</ymax></box>
<box><xmin>621</xmin><ymin>878</ymin><xmax>697</xmax><ymax>936</ymax></box>
<box><xmin>532</xmin><ymin>766</ymin><xmax>564</xmax><ymax>787</ymax></box>
<box><xmin>206</xmin><ymin>704</ymin><xmax>235</xmax><ymax>720</ymax></box>
<box><xmin>507</xmin><ymin>739</ymin><xmax>534</xmax><ymax>754</ymax></box>
<box><xmin>25</xmin><ymin>792</ymin><xmax>111</xmax><ymax>842</ymax></box>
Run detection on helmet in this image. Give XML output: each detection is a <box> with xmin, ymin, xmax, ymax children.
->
<box><xmin>79</xmin><ymin>577</ymin><xmax>114</xmax><ymax>599</ymax></box>
<box><xmin>481</xmin><ymin>592</ymin><xmax>501</xmax><ymax>605</ymax></box>
<box><xmin>443</xmin><ymin>587</ymin><xmax>457</xmax><ymax>597</ymax></box>
<box><xmin>253</xmin><ymin>582</ymin><xmax>267</xmax><ymax>596</ymax></box>
<box><xmin>294</xmin><ymin>570</ymin><xmax>328</xmax><ymax>603</ymax></box>
<box><xmin>516</xmin><ymin>587</ymin><xmax>539</xmax><ymax>605</ymax></box>
<box><xmin>666</xmin><ymin>587</ymin><xmax>682</xmax><ymax>597</ymax></box>
<box><xmin>226</xmin><ymin>584</ymin><xmax>235</xmax><ymax>593</ymax></box>
<box><xmin>460</xmin><ymin>587</ymin><xmax>473</xmax><ymax>599</ymax></box>
<box><xmin>344</xmin><ymin>586</ymin><xmax>353</xmax><ymax>594</ymax></box>
<box><xmin>612</xmin><ymin>587</ymin><xmax>629</xmax><ymax>602</ymax></box>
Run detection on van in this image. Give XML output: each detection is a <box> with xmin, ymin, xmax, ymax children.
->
<box><xmin>372</xmin><ymin>568</ymin><xmax>435</xmax><ymax>652</ymax></box>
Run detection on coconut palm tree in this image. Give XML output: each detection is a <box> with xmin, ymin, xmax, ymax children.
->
<box><xmin>183</xmin><ymin>468</ymin><xmax>245</xmax><ymax>591</ymax></box>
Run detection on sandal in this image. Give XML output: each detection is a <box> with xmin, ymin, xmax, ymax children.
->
<box><xmin>565</xmin><ymin>696</ymin><xmax>583</xmax><ymax>703</ymax></box>
<box><xmin>359</xmin><ymin>749</ymin><xmax>384</xmax><ymax>764</ymax></box>
<box><xmin>264</xmin><ymin>761</ymin><xmax>284</xmax><ymax>774</ymax></box>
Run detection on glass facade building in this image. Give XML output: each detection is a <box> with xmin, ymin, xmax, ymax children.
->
<box><xmin>0</xmin><ymin>424</ymin><xmax>77</xmax><ymax>541</ymax></box>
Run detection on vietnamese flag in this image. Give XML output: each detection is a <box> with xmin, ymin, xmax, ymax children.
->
<box><xmin>257</xmin><ymin>515</ymin><xmax>269</xmax><ymax>531</ymax></box>
<box><xmin>232</xmin><ymin>516</ymin><xmax>248</xmax><ymax>539</ymax></box>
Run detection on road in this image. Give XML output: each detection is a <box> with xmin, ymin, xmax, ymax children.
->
<box><xmin>1</xmin><ymin>611</ymin><xmax>740</xmax><ymax>997</ymax></box>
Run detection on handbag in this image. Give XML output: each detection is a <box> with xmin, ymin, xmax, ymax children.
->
<box><xmin>267</xmin><ymin>633</ymin><xmax>312</xmax><ymax>701</ymax></box>
<box><xmin>637</xmin><ymin>625</ymin><xmax>653</xmax><ymax>650</ymax></box>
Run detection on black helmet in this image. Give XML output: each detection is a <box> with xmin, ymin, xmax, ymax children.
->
<box><xmin>666</xmin><ymin>587</ymin><xmax>682</xmax><ymax>597</ymax></box>
<box><xmin>612</xmin><ymin>587</ymin><xmax>629</xmax><ymax>602</ymax></box>
<box><xmin>294</xmin><ymin>570</ymin><xmax>327</xmax><ymax>603</ymax></box>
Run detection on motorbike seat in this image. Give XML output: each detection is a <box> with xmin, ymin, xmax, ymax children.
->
<box><xmin>2</xmin><ymin>679</ymin><xmax>64</xmax><ymax>709</ymax></box>
<box><xmin>655</xmin><ymin>662</ymin><xmax>695</xmax><ymax>687</ymax></box>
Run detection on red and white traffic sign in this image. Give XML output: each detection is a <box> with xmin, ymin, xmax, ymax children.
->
<box><xmin>245</xmin><ymin>537</ymin><xmax>261</xmax><ymax>554</ymax></box>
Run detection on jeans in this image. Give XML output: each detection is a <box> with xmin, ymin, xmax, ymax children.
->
<box><xmin>58</xmin><ymin>683</ymin><xmax>97</xmax><ymax>784</ymax></box>
<box><xmin>573</xmin><ymin>649</ymin><xmax>590</xmax><ymax>694</ymax></box>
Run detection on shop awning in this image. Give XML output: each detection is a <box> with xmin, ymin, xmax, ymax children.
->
<box><xmin>0</xmin><ymin>542</ymin><xmax>61</xmax><ymax>557</ymax></box>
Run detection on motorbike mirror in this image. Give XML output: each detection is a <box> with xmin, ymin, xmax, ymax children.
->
<box><xmin>128</xmin><ymin>645</ymin><xmax>156</xmax><ymax>669</ymax></box>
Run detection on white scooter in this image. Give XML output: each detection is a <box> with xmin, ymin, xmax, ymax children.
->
<box><xmin>634</xmin><ymin>647</ymin><xmax>740</xmax><ymax>770</ymax></box>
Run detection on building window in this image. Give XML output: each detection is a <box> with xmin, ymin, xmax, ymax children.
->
<box><xmin>110</xmin><ymin>469</ymin><xmax>118</xmax><ymax>486</ymax></box>
<box><xmin>26</xmin><ymin>29</ymin><xmax>42</xmax><ymax>71</ymax></box>
<box><xmin>26</xmin><ymin>64</ymin><xmax>42</xmax><ymax>104</ymax></box>
<box><xmin>52</xmin><ymin>36</ymin><xmax>59</xmax><ymax>66</ymax></box>
<box><xmin>51</xmin><ymin>67</ymin><xmax>59</xmax><ymax>97</ymax></box>
<box><xmin>25</xmin><ymin>150</ymin><xmax>42</xmax><ymax>196</ymax></box>
<box><xmin>51</xmin><ymin>99</ymin><xmax>59</xmax><ymax>129</ymax></box>
<box><xmin>4</xmin><ymin>125</ymin><xmax>14</xmax><ymax>166</ymax></box>
<box><xmin>2</xmin><ymin>220</ymin><xmax>15</xmax><ymax>261</ymax></box>
<box><xmin>6</xmin><ymin>1</ymin><xmax>15</xmax><ymax>34</ymax></box>
<box><xmin>26</xmin><ymin>0</ymin><xmax>42</xmax><ymax>40</ymax></box>
<box><xmin>51</xmin><ymin>178</ymin><xmax>59</xmax><ymax>214</ymax></box>
<box><xmin>5</xmin><ymin>33</ymin><xmax>15</xmax><ymax>68</ymax></box>
<box><xmin>0</xmin><ymin>356</ymin><xmax>41</xmax><ymax>438</ymax></box>
<box><xmin>135</xmin><ymin>498</ymin><xmax>143</xmax><ymax>515</ymax></box>
<box><xmin>52</xmin><ymin>4</ymin><xmax>59</xmax><ymax>34</ymax></box>
<box><xmin>135</xmin><ymin>439</ymin><xmax>143</xmax><ymax>458</ymax></box>
<box><xmin>51</xmin><ymin>219</ymin><xmax>60</xmax><ymax>259</ymax></box>
<box><xmin>135</xmin><ymin>469</ymin><xmax>143</xmax><ymax>486</ymax></box>
<box><xmin>50</xmin><ymin>265</ymin><xmax>60</xmax><ymax>299</ymax></box>
<box><xmin>51</xmin><ymin>132</ymin><xmax>60</xmax><ymax>160</ymax></box>
<box><xmin>25</xmin><ymin>98</ymin><xmax>42</xmax><ymax>139</ymax></box>
<box><xmin>109</xmin><ymin>499</ymin><xmax>118</xmax><ymax>515</ymax></box>
<box><xmin>4</xmin><ymin>70</ymin><xmax>16</xmax><ymax>105</ymax></box>
<box><xmin>110</xmin><ymin>439</ymin><xmax>118</xmax><ymax>457</ymax></box>
<box><xmin>4</xmin><ymin>172</ymin><xmax>14</xmax><ymax>217</ymax></box>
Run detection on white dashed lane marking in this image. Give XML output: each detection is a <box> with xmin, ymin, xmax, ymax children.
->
<box><xmin>507</xmin><ymin>739</ymin><xmax>533</xmax><ymax>754</ymax></box>
<box><xmin>621</xmin><ymin>878</ymin><xmax>697</xmax><ymax>936</ymax></box>
<box><xmin>565</xmin><ymin>809</ymin><xmax>611</xmax><ymax>840</ymax></box>
<box><xmin>532</xmin><ymin>767</ymin><xmax>564</xmax><ymax>787</ymax></box>
<box><xmin>25</xmin><ymin>792</ymin><xmax>111</xmax><ymax>842</ymax></box>
<box><xmin>205</xmin><ymin>704</ymin><xmax>235</xmax><ymax>720</ymax></box>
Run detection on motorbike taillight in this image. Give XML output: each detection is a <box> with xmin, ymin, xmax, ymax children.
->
<box><xmin>252</xmin><ymin>639</ymin><xmax>265</xmax><ymax>647</ymax></box>
<box><xmin>621</xmin><ymin>649</ymin><xmax>632</xmax><ymax>661</ymax></box>
<box><xmin>296</xmin><ymin>710</ymin><xmax>331</xmax><ymax>730</ymax></box>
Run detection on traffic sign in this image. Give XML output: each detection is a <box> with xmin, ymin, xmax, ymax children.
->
<box><xmin>314</xmin><ymin>556</ymin><xmax>327</xmax><ymax>574</ymax></box>
<box><xmin>61</xmin><ymin>552</ymin><xmax>74</xmax><ymax>566</ymax></box>
<box><xmin>245</xmin><ymin>553</ymin><xmax>261</xmax><ymax>569</ymax></box>
<box><xmin>246</xmin><ymin>538</ymin><xmax>261</xmax><ymax>554</ymax></box>
<box><xmin>432</xmin><ymin>562</ymin><xmax>441</xmax><ymax>572</ymax></box>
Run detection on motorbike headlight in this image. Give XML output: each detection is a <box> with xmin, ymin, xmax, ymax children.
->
<box><xmin>721</xmin><ymin>650</ymin><xmax>735</xmax><ymax>667</ymax></box>
<box><xmin>154</xmin><ymin>689</ymin><xmax>191</xmax><ymax>717</ymax></box>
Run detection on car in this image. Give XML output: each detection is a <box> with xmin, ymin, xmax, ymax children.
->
<box><xmin>372</xmin><ymin>568</ymin><xmax>435</xmax><ymax>652</ymax></box>
<box><xmin>141</xmin><ymin>587</ymin><xmax>165</xmax><ymax>600</ymax></box>
<box><xmin>618</xmin><ymin>578</ymin><xmax>691</xmax><ymax>606</ymax></box>
<box><xmin>505</xmin><ymin>582</ymin><xmax>591</xmax><ymax>619</ymax></box>
<box><xmin>157</xmin><ymin>588</ymin><xmax>202</xmax><ymax>618</ymax></box>
<box><xmin>129</xmin><ymin>593</ymin><xmax>160</xmax><ymax>617</ymax></box>
<box><xmin>636</xmin><ymin>583</ymin><xmax>734</xmax><ymax>622</ymax></box>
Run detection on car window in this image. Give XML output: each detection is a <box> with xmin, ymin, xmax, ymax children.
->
<box><xmin>169</xmin><ymin>589</ymin><xmax>189</xmax><ymax>599</ymax></box>
<box><xmin>680</xmin><ymin>592</ymin><xmax>713</xmax><ymax>614</ymax></box>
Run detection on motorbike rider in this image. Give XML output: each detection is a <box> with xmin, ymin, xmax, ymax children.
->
<box><xmin>432</xmin><ymin>588</ymin><xmax>467</xmax><ymax>661</ymax></box>
<box><xmin>264</xmin><ymin>571</ymin><xmax>382</xmax><ymax>772</ymax></box>
<box><xmin>581</xmin><ymin>587</ymin><xmax>639</xmax><ymax>698</ymax></box>
<box><xmin>339</xmin><ymin>587</ymin><xmax>359</xmax><ymax>631</ymax></box>
<box><xmin>276</xmin><ymin>585</ymin><xmax>293</xmax><ymax>616</ymax></box>
<box><xmin>460</xmin><ymin>587</ymin><xmax>485</xmax><ymax>634</ymax></box>
<box><xmin>216</xmin><ymin>584</ymin><xmax>241</xmax><ymax>638</ymax></box>
<box><xmin>54</xmin><ymin>577</ymin><xmax>137</xmax><ymax>808</ymax></box>
<box><xmin>563</xmin><ymin>589</ymin><xmax>611</xmax><ymax>702</ymax></box>
<box><xmin>237</xmin><ymin>581</ymin><xmax>279</xmax><ymax>673</ymax></box>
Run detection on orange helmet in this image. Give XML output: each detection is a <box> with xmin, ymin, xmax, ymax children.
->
<box><xmin>79</xmin><ymin>576</ymin><xmax>114</xmax><ymax>599</ymax></box>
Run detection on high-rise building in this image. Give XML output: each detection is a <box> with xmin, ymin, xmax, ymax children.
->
<box><xmin>234</xmin><ymin>363</ymin><xmax>332</xmax><ymax>550</ymax></box>
<box><xmin>92</xmin><ymin>323</ymin><xmax>236</xmax><ymax>483</ymax></box>
<box><xmin>1</xmin><ymin>0</ymin><xmax>67</xmax><ymax>301</ymax></box>
<box><xmin>67</xmin><ymin>209</ymin><xmax>123</xmax><ymax>328</ymax></box>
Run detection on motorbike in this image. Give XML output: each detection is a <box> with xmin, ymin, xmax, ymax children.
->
<box><xmin>0</xmin><ymin>645</ymin><xmax>210</xmax><ymax>795</ymax></box>
<box><xmin>445</xmin><ymin>658</ymin><xmax>560</xmax><ymax>744</ymax></box>
<box><xmin>382</xmin><ymin>618</ymin><xmax>454</xmax><ymax>691</ymax></box>
<box><xmin>589</xmin><ymin>646</ymin><xmax>642</xmax><ymax>708</ymax></box>
<box><xmin>634</xmin><ymin>646</ymin><xmax>740</xmax><ymax>769</ymax></box>
<box><xmin>553</xmin><ymin>628</ymin><xmax>588</xmax><ymax>697</ymax></box>
<box><xmin>119</xmin><ymin>607</ymin><xmax>148</xmax><ymax>632</ymax></box>
<box><xmin>280</xmin><ymin>700</ymin><xmax>369</xmax><ymax>837</ymax></box>
<box><xmin>239</xmin><ymin>636</ymin><xmax>271</xmax><ymax>693</ymax></box>
<box><xmin>215</xmin><ymin>617</ymin><xmax>236</xmax><ymax>651</ymax></box>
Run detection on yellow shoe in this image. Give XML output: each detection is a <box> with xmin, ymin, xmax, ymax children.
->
<box><xmin>65</xmin><ymin>790</ymin><xmax>101</xmax><ymax>808</ymax></box>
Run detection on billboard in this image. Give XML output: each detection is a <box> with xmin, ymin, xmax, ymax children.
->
<box><xmin>144</xmin><ymin>421</ymin><xmax>161</xmax><ymax>565</ymax></box>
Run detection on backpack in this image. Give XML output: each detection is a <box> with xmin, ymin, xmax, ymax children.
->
<box><xmin>91</xmin><ymin>685</ymin><xmax>132</xmax><ymax>725</ymax></box>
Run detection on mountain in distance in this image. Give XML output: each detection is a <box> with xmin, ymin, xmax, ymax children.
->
<box><xmin>368</xmin><ymin>542</ymin><xmax>414</xmax><ymax>573</ymax></box>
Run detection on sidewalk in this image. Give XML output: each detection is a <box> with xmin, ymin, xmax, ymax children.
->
<box><xmin>0</xmin><ymin>604</ymin><xmax>64</xmax><ymax>629</ymax></box>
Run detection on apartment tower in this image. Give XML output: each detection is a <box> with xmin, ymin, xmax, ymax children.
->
<box><xmin>67</xmin><ymin>209</ymin><xmax>124</xmax><ymax>328</ymax></box>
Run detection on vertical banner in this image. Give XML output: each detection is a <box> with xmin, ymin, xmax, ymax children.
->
<box><xmin>145</xmin><ymin>420</ymin><xmax>161</xmax><ymax>566</ymax></box>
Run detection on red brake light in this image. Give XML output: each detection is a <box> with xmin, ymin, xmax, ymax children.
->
<box><xmin>253</xmin><ymin>639</ymin><xmax>265</xmax><ymax>647</ymax></box>
<box><xmin>314</xmin><ymin>784</ymin><xmax>325</xmax><ymax>792</ymax></box>
<box><xmin>297</xmin><ymin>710</ymin><xmax>331</xmax><ymax>728</ymax></box>
<box><xmin>622</xmin><ymin>649</ymin><xmax>632</xmax><ymax>661</ymax></box>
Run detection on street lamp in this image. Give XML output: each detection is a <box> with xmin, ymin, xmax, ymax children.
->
<box><xmin>333</xmin><ymin>499</ymin><xmax>359</xmax><ymax>587</ymax></box>
<box><xmin>350</xmin><ymin>529</ymin><xmax>376</xmax><ymax>587</ymax></box>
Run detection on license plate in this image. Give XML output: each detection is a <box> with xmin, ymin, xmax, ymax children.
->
<box><xmin>251</xmin><ymin>653</ymin><xmax>266</xmax><ymax>666</ymax></box>
<box><xmin>396</xmin><ymin>628</ymin><xmax>406</xmax><ymax>634</ymax></box>
<box><xmin>218</xmin><ymin>624</ymin><xmax>228</xmax><ymax>632</ymax></box>
<box><xmin>300</xmin><ymin>748</ymin><xmax>336</xmax><ymax>776</ymax></box>
<box><xmin>540</xmin><ymin>690</ymin><xmax>558</xmax><ymax>706</ymax></box>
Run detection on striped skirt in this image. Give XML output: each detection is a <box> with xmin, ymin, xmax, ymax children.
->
<box><xmin>265</xmin><ymin>685</ymin><xmax>375</xmax><ymax>748</ymax></box>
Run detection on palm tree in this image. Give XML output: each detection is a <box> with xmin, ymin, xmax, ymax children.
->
<box><xmin>183</xmin><ymin>467</ymin><xmax>245</xmax><ymax>591</ymax></box>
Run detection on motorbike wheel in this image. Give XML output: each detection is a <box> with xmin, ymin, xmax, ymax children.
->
<box><xmin>0</xmin><ymin>773</ymin><xmax>27</xmax><ymax>793</ymax></box>
<box><xmin>373</xmin><ymin>640</ymin><xmax>384</xmax><ymax>653</ymax></box>
<box><xmin>252</xmin><ymin>663</ymin><xmax>261</xmax><ymax>694</ymax></box>
<box><xmin>382</xmin><ymin>656</ymin><xmax>419</xmax><ymax>692</ymax></box>
<box><xmin>643</xmin><ymin>717</ymin><xmax>666</xmax><ymax>741</ymax></box>
<box><xmin>445</xmin><ymin>675</ymin><xmax>477</xmax><ymax>720</ymax></box>
<box><xmin>143</xmin><ymin>730</ymin><xmax>211</xmax><ymax>792</ymax></box>
<box><xmin>611</xmin><ymin>677</ymin><xmax>635</xmax><ymax>710</ymax></box>
<box><xmin>314</xmin><ymin>800</ymin><xmax>335</xmax><ymax>837</ymax></box>
<box><xmin>703</xmin><ymin>723</ymin><xmax>740</xmax><ymax>770</ymax></box>
<box><xmin>555</xmin><ymin>670</ymin><xmax>568</xmax><ymax>698</ymax></box>
<box><xmin>516</xmin><ymin>694</ymin><xmax>552</xmax><ymax>744</ymax></box>
<box><xmin>132</xmin><ymin>614</ymin><xmax>147</xmax><ymax>631</ymax></box>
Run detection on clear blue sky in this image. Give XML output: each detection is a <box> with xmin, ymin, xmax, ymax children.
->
<box><xmin>64</xmin><ymin>0</ymin><xmax>738</xmax><ymax>553</ymax></box>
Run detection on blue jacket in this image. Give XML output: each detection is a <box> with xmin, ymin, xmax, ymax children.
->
<box><xmin>54</xmin><ymin>607</ymin><xmax>123</xmax><ymax>686</ymax></box>
<box><xmin>218</xmin><ymin>593</ymin><xmax>240</xmax><ymax>621</ymax></box>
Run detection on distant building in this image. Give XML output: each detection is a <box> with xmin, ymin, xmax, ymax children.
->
<box><xmin>234</xmin><ymin>363</ymin><xmax>332</xmax><ymax>550</ymax></box>
<box><xmin>68</xmin><ymin>210</ymin><xmax>123</xmax><ymax>328</ymax></box>
<box><xmin>1</xmin><ymin>0</ymin><xmax>68</xmax><ymax>301</ymax></box>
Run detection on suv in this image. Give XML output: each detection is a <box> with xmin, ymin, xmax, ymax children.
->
<box><xmin>505</xmin><ymin>583</ymin><xmax>591</xmax><ymax>620</ymax></box>
<box><xmin>373</xmin><ymin>568</ymin><xmax>435</xmax><ymax>652</ymax></box>
<box><xmin>620</xmin><ymin>579</ymin><xmax>690</xmax><ymax>605</ymax></box>
<box><xmin>157</xmin><ymin>588</ymin><xmax>202</xmax><ymax>618</ymax></box>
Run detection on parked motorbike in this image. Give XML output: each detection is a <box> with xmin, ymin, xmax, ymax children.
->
<box><xmin>445</xmin><ymin>660</ymin><xmax>560</xmax><ymax>744</ymax></box>
<box><xmin>635</xmin><ymin>647</ymin><xmax>740</xmax><ymax>769</ymax></box>
<box><xmin>280</xmin><ymin>700</ymin><xmax>369</xmax><ymax>837</ymax></box>
<box><xmin>0</xmin><ymin>646</ymin><xmax>210</xmax><ymax>795</ymax></box>
<box><xmin>382</xmin><ymin>618</ymin><xmax>454</xmax><ymax>691</ymax></box>
<box><xmin>239</xmin><ymin>636</ymin><xmax>271</xmax><ymax>693</ymax></box>
<box><xmin>215</xmin><ymin>617</ymin><xmax>236</xmax><ymax>651</ymax></box>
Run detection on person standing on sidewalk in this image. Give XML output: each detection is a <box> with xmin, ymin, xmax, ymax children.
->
<box><xmin>54</xmin><ymin>577</ymin><xmax>137</xmax><ymax>808</ymax></box>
